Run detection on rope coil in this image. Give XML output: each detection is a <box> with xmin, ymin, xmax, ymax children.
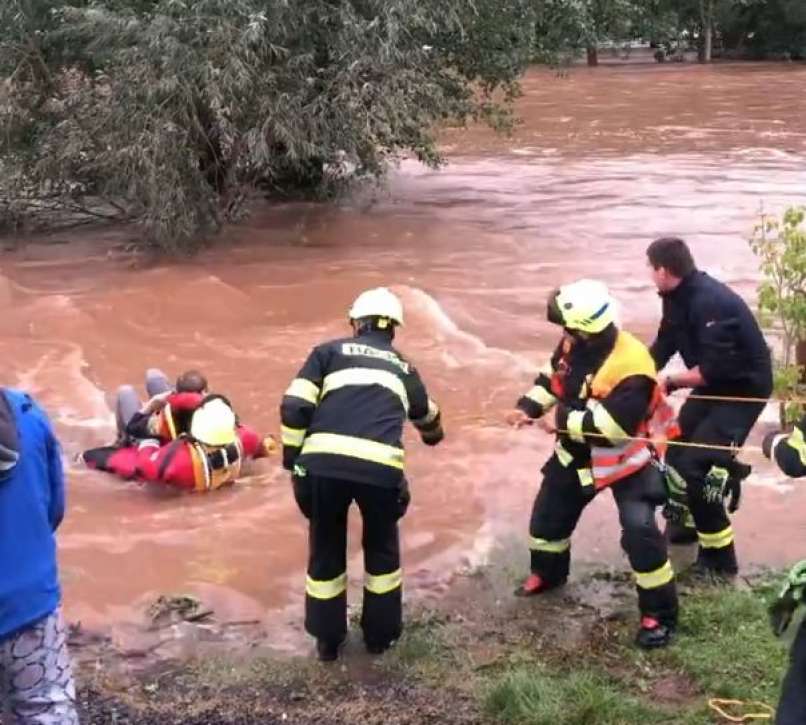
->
<box><xmin>707</xmin><ymin>698</ymin><xmax>774</xmax><ymax>722</ymax></box>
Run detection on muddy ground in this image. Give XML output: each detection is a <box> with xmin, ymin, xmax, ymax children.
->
<box><xmin>71</xmin><ymin>549</ymin><xmax>789</xmax><ymax>724</ymax></box>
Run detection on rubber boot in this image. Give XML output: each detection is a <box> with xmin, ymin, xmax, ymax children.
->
<box><xmin>689</xmin><ymin>544</ymin><xmax>739</xmax><ymax>583</ymax></box>
<box><xmin>365</xmin><ymin>639</ymin><xmax>393</xmax><ymax>656</ymax></box>
<box><xmin>316</xmin><ymin>637</ymin><xmax>345</xmax><ymax>662</ymax></box>
<box><xmin>514</xmin><ymin>573</ymin><xmax>565</xmax><ymax>598</ymax></box>
<box><xmin>635</xmin><ymin>615</ymin><xmax>674</xmax><ymax>649</ymax></box>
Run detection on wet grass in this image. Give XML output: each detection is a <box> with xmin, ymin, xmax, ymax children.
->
<box><xmin>661</xmin><ymin>581</ymin><xmax>786</xmax><ymax>704</ymax></box>
<box><xmin>485</xmin><ymin>668</ymin><xmax>672</xmax><ymax>724</ymax></box>
<box><xmin>480</xmin><ymin>578</ymin><xmax>787</xmax><ymax>724</ymax></box>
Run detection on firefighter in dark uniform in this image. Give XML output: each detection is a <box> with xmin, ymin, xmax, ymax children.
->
<box><xmin>646</xmin><ymin>238</ymin><xmax>772</xmax><ymax>577</ymax></box>
<box><xmin>507</xmin><ymin>279</ymin><xmax>679</xmax><ymax>649</ymax></box>
<box><xmin>763</xmin><ymin>417</ymin><xmax>806</xmax><ymax>725</ymax></box>
<box><xmin>280</xmin><ymin>287</ymin><xmax>444</xmax><ymax>661</ymax></box>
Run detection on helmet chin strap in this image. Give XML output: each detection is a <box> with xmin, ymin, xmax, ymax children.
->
<box><xmin>352</xmin><ymin>317</ymin><xmax>395</xmax><ymax>339</ymax></box>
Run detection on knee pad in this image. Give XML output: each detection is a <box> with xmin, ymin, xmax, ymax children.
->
<box><xmin>620</xmin><ymin>509</ymin><xmax>659</xmax><ymax>554</ymax></box>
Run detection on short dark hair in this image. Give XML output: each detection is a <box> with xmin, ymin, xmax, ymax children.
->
<box><xmin>646</xmin><ymin>237</ymin><xmax>696</xmax><ymax>279</ymax></box>
<box><xmin>176</xmin><ymin>370</ymin><xmax>208</xmax><ymax>393</ymax></box>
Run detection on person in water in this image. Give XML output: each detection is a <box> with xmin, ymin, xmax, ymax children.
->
<box><xmin>115</xmin><ymin>368</ymin><xmax>209</xmax><ymax>445</ymax></box>
<box><xmin>83</xmin><ymin>369</ymin><xmax>274</xmax><ymax>491</ymax></box>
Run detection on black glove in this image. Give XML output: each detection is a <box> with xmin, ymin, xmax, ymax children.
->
<box><xmin>725</xmin><ymin>459</ymin><xmax>751</xmax><ymax>514</ymax></box>
<box><xmin>660</xmin><ymin>463</ymin><xmax>690</xmax><ymax>524</ymax></box>
<box><xmin>421</xmin><ymin>425</ymin><xmax>444</xmax><ymax>447</ymax></box>
<box><xmin>761</xmin><ymin>430</ymin><xmax>779</xmax><ymax>460</ymax></box>
<box><xmin>702</xmin><ymin>460</ymin><xmax>751</xmax><ymax>514</ymax></box>
<box><xmin>291</xmin><ymin>465</ymin><xmax>312</xmax><ymax>519</ymax></box>
<box><xmin>397</xmin><ymin>479</ymin><xmax>411</xmax><ymax>519</ymax></box>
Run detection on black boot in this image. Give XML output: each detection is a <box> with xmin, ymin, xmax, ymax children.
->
<box><xmin>365</xmin><ymin>639</ymin><xmax>392</xmax><ymax>655</ymax></box>
<box><xmin>688</xmin><ymin>544</ymin><xmax>738</xmax><ymax>583</ymax></box>
<box><xmin>635</xmin><ymin>616</ymin><xmax>675</xmax><ymax>649</ymax></box>
<box><xmin>316</xmin><ymin>638</ymin><xmax>345</xmax><ymax>662</ymax></box>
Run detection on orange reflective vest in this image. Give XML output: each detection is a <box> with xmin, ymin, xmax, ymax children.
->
<box><xmin>587</xmin><ymin>331</ymin><xmax>680</xmax><ymax>489</ymax></box>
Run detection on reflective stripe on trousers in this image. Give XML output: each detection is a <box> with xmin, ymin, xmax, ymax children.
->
<box><xmin>634</xmin><ymin>560</ymin><xmax>674</xmax><ymax>590</ymax></box>
<box><xmin>306</xmin><ymin>572</ymin><xmax>348</xmax><ymax>600</ymax></box>
<box><xmin>529</xmin><ymin>536</ymin><xmax>571</xmax><ymax>554</ymax></box>
<box><xmin>365</xmin><ymin>568</ymin><xmax>403</xmax><ymax>595</ymax></box>
<box><xmin>697</xmin><ymin>526</ymin><xmax>734</xmax><ymax>549</ymax></box>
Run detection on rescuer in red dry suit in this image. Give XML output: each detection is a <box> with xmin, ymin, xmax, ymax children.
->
<box><xmin>82</xmin><ymin>369</ymin><xmax>274</xmax><ymax>491</ymax></box>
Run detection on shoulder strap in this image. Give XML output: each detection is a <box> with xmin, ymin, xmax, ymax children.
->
<box><xmin>157</xmin><ymin>437</ymin><xmax>188</xmax><ymax>480</ymax></box>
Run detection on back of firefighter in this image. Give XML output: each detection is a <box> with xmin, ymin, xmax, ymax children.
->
<box><xmin>506</xmin><ymin>279</ymin><xmax>678</xmax><ymax>649</ymax></box>
<box><xmin>647</xmin><ymin>238</ymin><xmax>772</xmax><ymax>577</ymax></box>
<box><xmin>280</xmin><ymin>287</ymin><xmax>444</xmax><ymax>662</ymax></box>
<box><xmin>763</xmin><ymin>417</ymin><xmax>806</xmax><ymax>725</ymax></box>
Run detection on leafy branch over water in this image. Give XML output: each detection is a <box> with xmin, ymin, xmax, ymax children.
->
<box><xmin>0</xmin><ymin>0</ymin><xmax>535</xmax><ymax>251</ymax></box>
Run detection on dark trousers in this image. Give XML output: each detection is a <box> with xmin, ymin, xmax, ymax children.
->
<box><xmin>529</xmin><ymin>455</ymin><xmax>678</xmax><ymax>623</ymax></box>
<box><xmin>294</xmin><ymin>474</ymin><xmax>406</xmax><ymax>648</ymax></box>
<box><xmin>778</xmin><ymin>620</ymin><xmax>806</xmax><ymax>724</ymax></box>
<box><xmin>667</xmin><ymin>394</ymin><xmax>766</xmax><ymax>572</ymax></box>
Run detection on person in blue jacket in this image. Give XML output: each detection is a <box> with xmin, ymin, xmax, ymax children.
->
<box><xmin>0</xmin><ymin>389</ymin><xmax>78</xmax><ymax>724</ymax></box>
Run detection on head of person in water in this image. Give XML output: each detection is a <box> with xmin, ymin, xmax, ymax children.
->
<box><xmin>175</xmin><ymin>370</ymin><xmax>208</xmax><ymax>394</ymax></box>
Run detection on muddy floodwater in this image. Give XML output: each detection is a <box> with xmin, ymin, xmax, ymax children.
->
<box><xmin>1</xmin><ymin>63</ymin><xmax>804</xmax><ymax>654</ymax></box>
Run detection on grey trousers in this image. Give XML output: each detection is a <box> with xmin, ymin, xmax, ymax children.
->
<box><xmin>114</xmin><ymin>368</ymin><xmax>171</xmax><ymax>436</ymax></box>
<box><xmin>0</xmin><ymin>608</ymin><xmax>78</xmax><ymax>724</ymax></box>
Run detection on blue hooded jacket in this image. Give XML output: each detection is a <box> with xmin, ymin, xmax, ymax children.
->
<box><xmin>0</xmin><ymin>389</ymin><xmax>65</xmax><ymax>640</ymax></box>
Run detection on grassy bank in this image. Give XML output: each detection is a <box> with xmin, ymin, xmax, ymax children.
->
<box><xmin>78</xmin><ymin>565</ymin><xmax>789</xmax><ymax>724</ymax></box>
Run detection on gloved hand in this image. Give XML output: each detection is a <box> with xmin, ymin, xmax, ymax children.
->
<box><xmin>397</xmin><ymin>479</ymin><xmax>411</xmax><ymax>519</ymax></box>
<box><xmin>762</xmin><ymin>430</ymin><xmax>781</xmax><ymax>460</ymax></box>
<box><xmin>660</xmin><ymin>463</ymin><xmax>690</xmax><ymax>525</ymax></box>
<box><xmin>725</xmin><ymin>460</ymin><xmax>751</xmax><ymax>513</ymax></box>
<box><xmin>770</xmin><ymin>560</ymin><xmax>806</xmax><ymax>638</ymax></box>
<box><xmin>291</xmin><ymin>464</ymin><xmax>312</xmax><ymax>519</ymax></box>
<box><xmin>420</xmin><ymin>425</ymin><xmax>444</xmax><ymax>446</ymax></box>
<box><xmin>261</xmin><ymin>435</ymin><xmax>278</xmax><ymax>457</ymax></box>
<box><xmin>702</xmin><ymin>460</ymin><xmax>751</xmax><ymax>513</ymax></box>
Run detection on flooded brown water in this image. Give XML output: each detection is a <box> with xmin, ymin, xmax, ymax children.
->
<box><xmin>1</xmin><ymin>63</ymin><xmax>805</xmax><ymax>653</ymax></box>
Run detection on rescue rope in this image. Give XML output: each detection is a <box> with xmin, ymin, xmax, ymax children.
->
<box><xmin>551</xmin><ymin>428</ymin><xmax>764</xmax><ymax>455</ymax></box>
<box><xmin>453</xmin><ymin>415</ymin><xmax>766</xmax><ymax>455</ymax></box>
<box><xmin>707</xmin><ymin>698</ymin><xmax>774</xmax><ymax>722</ymax></box>
<box><xmin>675</xmin><ymin>391</ymin><xmax>805</xmax><ymax>406</ymax></box>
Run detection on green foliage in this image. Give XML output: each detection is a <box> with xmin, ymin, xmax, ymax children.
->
<box><xmin>0</xmin><ymin>0</ymin><xmax>535</xmax><ymax>250</ymax></box>
<box><xmin>750</xmin><ymin>206</ymin><xmax>806</xmax><ymax>421</ymax></box>
<box><xmin>532</xmin><ymin>0</ymin><xmax>656</xmax><ymax>63</ymax></box>
<box><xmin>650</xmin><ymin>0</ymin><xmax>806</xmax><ymax>59</ymax></box>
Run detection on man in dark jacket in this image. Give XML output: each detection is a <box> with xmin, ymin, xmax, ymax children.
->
<box><xmin>762</xmin><ymin>417</ymin><xmax>806</xmax><ymax>725</ymax></box>
<box><xmin>647</xmin><ymin>238</ymin><xmax>772</xmax><ymax>577</ymax></box>
<box><xmin>0</xmin><ymin>389</ymin><xmax>78</xmax><ymax>723</ymax></box>
<box><xmin>280</xmin><ymin>287</ymin><xmax>444</xmax><ymax>661</ymax></box>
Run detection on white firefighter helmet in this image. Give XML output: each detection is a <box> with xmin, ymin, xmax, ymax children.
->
<box><xmin>550</xmin><ymin>279</ymin><xmax>615</xmax><ymax>334</ymax></box>
<box><xmin>348</xmin><ymin>287</ymin><xmax>404</xmax><ymax>326</ymax></box>
<box><xmin>190</xmin><ymin>397</ymin><xmax>238</xmax><ymax>447</ymax></box>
